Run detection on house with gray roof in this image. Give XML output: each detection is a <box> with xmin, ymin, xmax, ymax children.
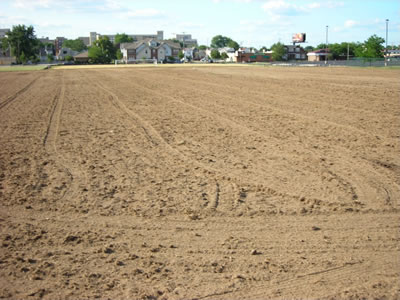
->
<box><xmin>120</xmin><ymin>39</ymin><xmax>181</xmax><ymax>63</ymax></box>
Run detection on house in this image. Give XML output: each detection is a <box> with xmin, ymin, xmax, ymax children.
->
<box><xmin>284</xmin><ymin>45</ymin><xmax>307</xmax><ymax>60</ymax></box>
<box><xmin>386</xmin><ymin>49</ymin><xmax>400</xmax><ymax>58</ymax></box>
<box><xmin>57</xmin><ymin>47</ymin><xmax>79</xmax><ymax>60</ymax></box>
<box><xmin>74</xmin><ymin>51</ymin><xmax>89</xmax><ymax>64</ymax></box>
<box><xmin>194</xmin><ymin>49</ymin><xmax>207</xmax><ymax>60</ymax></box>
<box><xmin>120</xmin><ymin>38</ymin><xmax>181</xmax><ymax>63</ymax></box>
<box><xmin>219</xmin><ymin>47</ymin><xmax>236</xmax><ymax>62</ymax></box>
<box><xmin>307</xmin><ymin>49</ymin><xmax>329</xmax><ymax>61</ymax></box>
<box><xmin>235</xmin><ymin>51</ymin><xmax>272</xmax><ymax>63</ymax></box>
<box><xmin>55</xmin><ymin>37</ymin><xmax>66</xmax><ymax>55</ymax></box>
<box><xmin>182</xmin><ymin>48</ymin><xmax>194</xmax><ymax>61</ymax></box>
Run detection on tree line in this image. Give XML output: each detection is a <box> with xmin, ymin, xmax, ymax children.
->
<box><xmin>1</xmin><ymin>24</ymin><xmax>395</xmax><ymax>64</ymax></box>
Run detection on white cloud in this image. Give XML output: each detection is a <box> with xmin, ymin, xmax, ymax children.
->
<box><xmin>121</xmin><ymin>9</ymin><xmax>165</xmax><ymax>19</ymax></box>
<box><xmin>307</xmin><ymin>2</ymin><xmax>321</xmax><ymax>9</ymax></box>
<box><xmin>344</xmin><ymin>20</ymin><xmax>358</xmax><ymax>28</ymax></box>
<box><xmin>13</xmin><ymin>0</ymin><xmax>52</xmax><ymax>9</ymax></box>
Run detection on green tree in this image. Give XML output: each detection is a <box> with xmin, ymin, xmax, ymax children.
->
<box><xmin>271</xmin><ymin>42</ymin><xmax>285</xmax><ymax>61</ymax></box>
<box><xmin>259</xmin><ymin>46</ymin><xmax>268</xmax><ymax>52</ymax></box>
<box><xmin>304</xmin><ymin>46</ymin><xmax>314</xmax><ymax>52</ymax></box>
<box><xmin>20</xmin><ymin>51</ymin><xmax>27</xmax><ymax>64</ymax></box>
<box><xmin>88</xmin><ymin>36</ymin><xmax>116</xmax><ymax>63</ymax></box>
<box><xmin>198</xmin><ymin>45</ymin><xmax>207</xmax><ymax>50</ymax></box>
<box><xmin>227</xmin><ymin>40</ymin><xmax>239</xmax><ymax>50</ymax></box>
<box><xmin>178</xmin><ymin>50</ymin><xmax>184</xmax><ymax>59</ymax></box>
<box><xmin>355</xmin><ymin>34</ymin><xmax>385</xmax><ymax>58</ymax></box>
<box><xmin>47</xmin><ymin>53</ymin><xmax>54</xmax><ymax>63</ymax></box>
<box><xmin>220</xmin><ymin>52</ymin><xmax>229</xmax><ymax>60</ymax></box>
<box><xmin>63</xmin><ymin>39</ymin><xmax>87</xmax><ymax>52</ymax></box>
<box><xmin>210</xmin><ymin>35</ymin><xmax>239</xmax><ymax>49</ymax></box>
<box><xmin>114</xmin><ymin>33</ymin><xmax>133</xmax><ymax>45</ymax></box>
<box><xmin>1</xmin><ymin>25</ymin><xmax>39</xmax><ymax>64</ymax></box>
<box><xmin>116</xmin><ymin>49</ymin><xmax>123</xmax><ymax>60</ymax></box>
<box><xmin>210</xmin><ymin>49</ymin><xmax>221</xmax><ymax>59</ymax></box>
<box><xmin>65</xmin><ymin>55</ymin><xmax>74</xmax><ymax>62</ymax></box>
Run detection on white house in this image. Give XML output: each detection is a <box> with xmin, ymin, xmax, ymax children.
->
<box><xmin>219</xmin><ymin>47</ymin><xmax>236</xmax><ymax>62</ymax></box>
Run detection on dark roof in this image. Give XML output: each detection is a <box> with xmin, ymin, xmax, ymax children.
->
<box><xmin>162</xmin><ymin>40</ymin><xmax>181</xmax><ymax>49</ymax></box>
<box><xmin>121</xmin><ymin>39</ymin><xmax>181</xmax><ymax>50</ymax></box>
<box><xmin>310</xmin><ymin>49</ymin><xmax>329</xmax><ymax>54</ymax></box>
<box><xmin>74</xmin><ymin>51</ymin><xmax>89</xmax><ymax>58</ymax></box>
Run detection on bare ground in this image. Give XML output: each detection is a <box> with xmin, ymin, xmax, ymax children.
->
<box><xmin>0</xmin><ymin>66</ymin><xmax>399</xmax><ymax>299</ymax></box>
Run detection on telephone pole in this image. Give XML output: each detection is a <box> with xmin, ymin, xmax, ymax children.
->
<box><xmin>385</xmin><ymin>19</ymin><xmax>389</xmax><ymax>66</ymax></box>
<box><xmin>325</xmin><ymin>25</ymin><xmax>328</xmax><ymax>64</ymax></box>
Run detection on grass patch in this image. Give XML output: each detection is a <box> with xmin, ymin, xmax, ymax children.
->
<box><xmin>0</xmin><ymin>65</ymin><xmax>49</xmax><ymax>72</ymax></box>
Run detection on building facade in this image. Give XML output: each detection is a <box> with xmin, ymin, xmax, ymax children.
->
<box><xmin>89</xmin><ymin>31</ymin><xmax>164</xmax><ymax>46</ymax></box>
<box><xmin>120</xmin><ymin>38</ymin><xmax>180</xmax><ymax>63</ymax></box>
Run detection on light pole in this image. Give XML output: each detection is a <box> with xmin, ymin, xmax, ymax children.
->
<box><xmin>385</xmin><ymin>19</ymin><xmax>389</xmax><ymax>66</ymax></box>
<box><xmin>325</xmin><ymin>25</ymin><xmax>328</xmax><ymax>64</ymax></box>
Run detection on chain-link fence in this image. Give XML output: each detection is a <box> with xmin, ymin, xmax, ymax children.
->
<box><xmin>270</xmin><ymin>58</ymin><xmax>400</xmax><ymax>67</ymax></box>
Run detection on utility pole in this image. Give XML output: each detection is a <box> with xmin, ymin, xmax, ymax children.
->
<box><xmin>347</xmin><ymin>43</ymin><xmax>349</xmax><ymax>61</ymax></box>
<box><xmin>385</xmin><ymin>19</ymin><xmax>389</xmax><ymax>66</ymax></box>
<box><xmin>325</xmin><ymin>25</ymin><xmax>328</xmax><ymax>64</ymax></box>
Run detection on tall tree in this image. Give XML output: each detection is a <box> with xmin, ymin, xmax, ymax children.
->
<box><xmin>114</xmin><ymin>33</ymin><xmax>133</xmax><ymax>45</ymax></box>
<box><xmin>210</xmin><ymin>49</ymin><xmax>221</xmax><ymax>59</ymax></box>
<box><xmin>210</xmin><ymin>35</ymin><xmax>239</xmax><ymax>49</ymax></box>
<box><xmin>355</xmin><ymin>35</ymin><xmax>385</xmax><ymax>58</ymax></box>
<box><xmin>63</xmin><ymin>39</ymin><xmax>87</xmax><ymax>52</ymax></box>
<box><xmin>304</xmin><ymin>46</ymin><xmax>315</xmax><ymax>52</ymax></box>
<box><xmin>271</xmin><ymin>42</ymin><xmax>285</xmax><ymax>61</ymax></box>
<box><xmin>2</xmin><ymin>25</ymin><xmax>39</xmax><ymax>64</ymax></box>
<box><xmin>227</xmin><ymin>40</ymin><xmax>239</xmax><ymax>50</ymax></box>
<box><xmin>88</xmin><ymin>36</ymin><xmax>116</xmax><ymax>63</ymax></box>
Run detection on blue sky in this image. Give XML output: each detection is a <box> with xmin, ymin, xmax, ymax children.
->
<box><xmin>0</xmin><ymin>0</ymin><xmax>399</xmax><ymax>48</ymax></box>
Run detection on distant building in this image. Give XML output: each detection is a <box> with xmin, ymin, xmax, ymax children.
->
<box><xmin>0</xmin><ymin>28</ymin><xmax>10</xmax><ymax>39</ymax></box>
<box><xmin>235</xmin><ymin>51</ymin><xmax>272</xmax><ymax>63</ymax></box>
<box><xmin>307</xmin><ymin>49</ymin><xmax>329</xmax><ymax>62</ymax></box>
<box><xmin>55</xmin><ymin>37</ymin><xmax>66</xmax><ymax>55</ymax></box>
<box><xmin>386</xmin><ymin>49</ymin><xmax>400</xmax><ymax>58</ymax></box>
<box><xmin>284</xmin><ymin>45</ymin><xmax>306</xmax><ymax>60</ymax></box>
<box><xmin>0</xmin><ymin>29</ymin><xmax>11</xmax><ymax>58</ymax></box>
<box><xmin>74</xmin><ymin>51</ymin><xmax>89</xmax><ymax>64</ymax></box>
<box><xmin>219</xmin><ymin>47</ymin><xmax>236</xmax><ymax>62</ymax></box>
<box><xmin>175</xmin><ymin>33</ymin><xmax>197</xmax><ymax>47</ymax></box>
<box><xmin>78</xmin><ymin>36</ymin><xmax>90</xmax><ymax>46</ymax></box>
<box><xmin>57</xmin><ymin>47</ymin><xmax>79</xmax><ymax>60</ymax></box>
<box><xmin>89</xmin><ymin>30</ymin><xmax>164</xmax><ymax>45</ymax></box>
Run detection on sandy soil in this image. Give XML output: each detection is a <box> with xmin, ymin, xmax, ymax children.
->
<box><xmin>0</xmin><ymin>65</ymin><xmax>399</xmax><ymax>299</ymax></box>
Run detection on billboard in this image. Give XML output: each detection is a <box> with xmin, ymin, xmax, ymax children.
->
<box><xmin>292</xmin><ymin>33</ymin><xmax>306</xmax><ymax>43</ymax></box>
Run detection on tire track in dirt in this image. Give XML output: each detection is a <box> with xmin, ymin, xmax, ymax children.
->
<box><xmin>91</xmin><ymin>70</ymin><xmax>370</xmax><ymax>212</ymax></box>
<box><xmin>108</xmin><ymin>70</ymin><xmax>398</xmax><ymax>211</ymax></box>
<box><xmin>209</xmin><ymin>256</ymin><xmax>396</xmax><ymax>300</ymax></box>
<box><xmin>86</xmin><ymin>70</ymin><xmax>242</xmax><ymax>214</ymax></box>
<box><xmin>163</xmin><ymin>70</ymin><xmax>394</xmax><ymax>118</ymax></box>
<box><xmin>118</xmin><ymin>69</ymin><xmax>392</xmax><ymax>140</ymax></box>
<box><xmin>42</xmin><ymin>71</ymin><xmax>87</xmax><ymax>206</ymax></box>
<box><xmin>0</xmin><ymin>75</ymin><xmax>41</xmax><ymax>110</ymax></box>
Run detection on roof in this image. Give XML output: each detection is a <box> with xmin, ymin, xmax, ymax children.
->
<box><xmin>74</xmin><ymin>51</ymin><xmax>89</xmax><ymax>58</ymax></box>
<box><xmin>162</xmin><ymin>40</ymin><xmax>181</xmax><ymax>49</ymax></box>
<box><xmin>121</xmin><ymin>39</ymin><xmax>181</xmax><ymax>51</ymax></box>
<box><xmin>309</xmin><ymin>48</ymin><xmax>329</xmax><ymax>54</ymax></box>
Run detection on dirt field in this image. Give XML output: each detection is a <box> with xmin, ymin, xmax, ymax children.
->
<box><xmin>0</xmin><ymin>65</ymin><xmax>399</xmax><ymax>299</ymax></box>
